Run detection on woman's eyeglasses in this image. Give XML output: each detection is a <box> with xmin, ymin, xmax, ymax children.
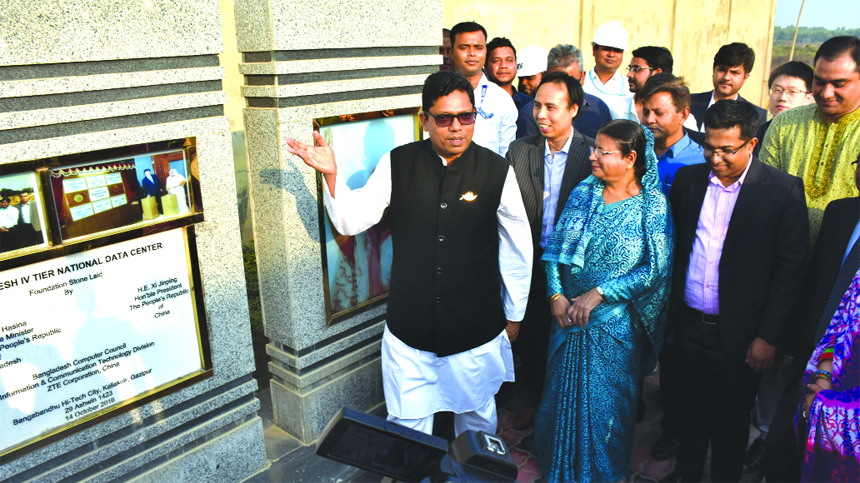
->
<box><xmin>424</xmin><ymin>110</ymin><xmax>477</xmax><ymax>127</ymax></box>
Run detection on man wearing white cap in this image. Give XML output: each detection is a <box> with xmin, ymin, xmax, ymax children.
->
<box><xmin>517</xmin><ymin>45</ymin><xmax>548</xmax><ymax>98</ymax></box>
<box><xmin>583</xmin><ymin>20</ymin><xmax>633</xmax><ymax>120</ymax></box>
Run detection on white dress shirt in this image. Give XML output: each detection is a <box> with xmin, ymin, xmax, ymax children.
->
<box><xmin>471</xmin><ymin>73</ymin><xmax>518</xmax><ymax>157</ymax></box>
<box><xmin>699</xmin><ymin>92</ymin><xmax>740</xmax><ymax>132</ymax></box>
<box><xmin>0</xmin><ymin>206</ymin><xmax>18</xmax><ymax>229</ymax></box>
<box><xmin>583</xmin><ymin>68</ymin><xmax>632</xmax><ymax>120</ymax></box>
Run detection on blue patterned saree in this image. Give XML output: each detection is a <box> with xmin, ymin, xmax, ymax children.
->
<box><xmin>534</xmin><ymin>127</ymin><xmax>674</xmax><ymax>483</ymax></box>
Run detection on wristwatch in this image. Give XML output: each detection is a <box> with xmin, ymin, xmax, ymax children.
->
<box><xmin>595</xmin><ymin>286</ymin><xmax>606</xmax><ymax>300</ymax></box>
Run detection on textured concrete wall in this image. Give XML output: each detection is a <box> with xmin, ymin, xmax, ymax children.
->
<box><xmin>443</xmin><ymin>0</ymin><xmax>777</xmax><ymax>108</ymax></box>
<box><xmin>0</xmin><ymin>0</ymin><xmax>266</xmax><ymax>481</ymax></box>
<box><xmin>235</xmin><ymin>0</ymin><xmax>442</xmax><ymax>442</ymax></box>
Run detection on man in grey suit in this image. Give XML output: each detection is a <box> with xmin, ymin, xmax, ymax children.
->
<box><xmin>15</xmin><ymin>191</ymin><xmax>42</xmax><ymax>248</ymax></box>
<box><xmin>505</xmin><ymin>71</ymin><xmax>594</xmax><ymax>429</ymax></box>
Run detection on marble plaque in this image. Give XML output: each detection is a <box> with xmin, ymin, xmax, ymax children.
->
<box><xmin>0</xmin><ymin>229</ymin><xmax>204</xmax><ymax>455</ymax></box>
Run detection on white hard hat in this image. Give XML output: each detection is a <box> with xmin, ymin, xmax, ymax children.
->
<box><xmin>591</xmin><ymin>21</ymin><xmax>629</xmax><ymax>51</ymax></box>
<box><xmin>516</xmin><ymin>45</ymin><xmax>549</xmax><ymax>77</ymax></box>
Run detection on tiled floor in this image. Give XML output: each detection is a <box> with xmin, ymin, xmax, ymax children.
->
<box><xmin>245</xmin><ymin>369</ymin><xmax>764</xmax><ymax>483</ymax></box>
<box><xmin>494</xmin><ymin>370</ymin><xmax>764</xmax><ymax>483</ymax></box>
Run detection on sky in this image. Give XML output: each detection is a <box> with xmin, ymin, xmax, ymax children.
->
<box><xmin>774</xmin><ymin>0</ymin><xmax>860</xmax><ymax>29</ymax></box>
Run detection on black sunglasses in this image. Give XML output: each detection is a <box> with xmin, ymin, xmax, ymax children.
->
<box><xmin>424</xmin><ymin>110</ymin><xmax>477</xmax><ymax>127</ymax></box>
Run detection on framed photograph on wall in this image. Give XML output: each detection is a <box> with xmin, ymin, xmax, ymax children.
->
<box><xmin>49</xmin><ymin>147</ymin><xmax>195</xmax><ymax>241</ymax></box>
<box><xmin>315</xmin><ymin>108</ymin><xmax>421</xmax><ymax>324</ymax></box>
<box><xmin>0</xmin><ymin>171</ymin><xmax>48</xmax><ymax>256</ymax></box>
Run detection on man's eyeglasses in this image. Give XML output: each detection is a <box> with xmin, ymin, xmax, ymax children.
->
<box><xmin>703</xmin><ymin>138</ymin><xmax>752</xmax><ymax>159</ymax></box>
<box><xmin>769</xmin><ymin>87</ymin><xmax>808</xmax><ymax>97</ymax></box>
<box><xmin>424</xmin><ymin>110</ymin><xmax>477</xmax><ymax>127</ymax></box>
<box><xmin>626</xmin><ymin>65</ymin><xmax>655</xmax><ymax>74</ymax></box>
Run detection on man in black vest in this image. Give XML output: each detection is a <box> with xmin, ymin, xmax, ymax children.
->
<box><xmin>286</xmin><ymin>71</ymin><xmax>533</xmax><ymax>437</ymax></box>
<box><xmin>505</xmin><ymin>71</ymin><xmax>593</xmax><ymax>430</ymax></box>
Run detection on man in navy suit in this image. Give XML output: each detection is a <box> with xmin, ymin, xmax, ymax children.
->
<box><xmin>689</xmin><ymin>43</ymin><xmax>768</xmax><ymax>135</ymax></box>
<box><xmin>141</xmin><ymin>169</ymin><xmax>164</xmax><ymax>214</ymax></box>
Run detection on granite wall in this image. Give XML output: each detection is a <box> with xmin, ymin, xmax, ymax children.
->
<box><xmin>234</xmin><ymin>0</ymin><xmax>442</xmax><ymax>442</ymax></box>
<box><xmin>0</xmin><ymin>0</ymin><xmax>267</xmax><ymax>481</ymax></box>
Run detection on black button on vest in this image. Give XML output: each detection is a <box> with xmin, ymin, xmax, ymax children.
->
<box><xmin>386</xmin><ymin>140</ymin><xmax>509</xmax><ymax>356</ymax></box>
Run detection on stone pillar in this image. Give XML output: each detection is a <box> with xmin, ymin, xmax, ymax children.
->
<box><xmin>234</xmin><ymin>0</ymin><xmax>442</xmax><ymax>442</ymax></box>
<box><xmin>0</xmin><ymin>1</ymin><xmax>266</xmax><ymax>481</ymax></box>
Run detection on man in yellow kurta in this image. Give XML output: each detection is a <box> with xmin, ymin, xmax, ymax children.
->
<box><xmin>760</xmin><ymin>36</ymin><xmax>860</xmax><ymax>245</ymax></box>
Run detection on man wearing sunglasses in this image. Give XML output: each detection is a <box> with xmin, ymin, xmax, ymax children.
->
<box><xmin>662</xmin><ymin>100</ymin><xmax>808</xmax><ymax>482</ymax></box>
<box><xmin>286</xmin><ymin>71</ymin><xmax>533</xmax><ymax>438</ymax></box>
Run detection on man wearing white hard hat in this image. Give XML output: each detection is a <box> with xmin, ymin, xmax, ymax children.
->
<box><xmin>516</xmin><ymin>45</ymin><xmax>548</xmax><ymax>98</ymax></box>
<box><xmin>583</xmin><ymin>20</ymin><xmax>633</xmax><ymax>120</ymax></box>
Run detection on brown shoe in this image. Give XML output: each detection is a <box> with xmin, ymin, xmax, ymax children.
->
<box><xmin>512</xmin><ymin>405</ymin><xmax>536</xmax><ymax>430</ymax></box>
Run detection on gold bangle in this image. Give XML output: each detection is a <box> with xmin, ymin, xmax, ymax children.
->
<box><xmin>549</xmin><ymin>293</ymin><xmax>563</xmax><ymax>302</ymax></box>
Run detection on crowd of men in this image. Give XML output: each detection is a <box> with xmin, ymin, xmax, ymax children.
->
<box><xmin>432</xmin><ymin>20</ymin><xmax>860</xmax><ymax>481</ymax></box>
<box><xmin>0</xmin><ymin>191</ymin><xmax>42</xmax><ymax>253</ymax></box>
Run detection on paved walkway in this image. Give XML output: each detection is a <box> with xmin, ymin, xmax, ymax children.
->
<box><xmin>244</xmin><ymin>369</ymin><xmax>764</xmax><ymax>482</ymax></box>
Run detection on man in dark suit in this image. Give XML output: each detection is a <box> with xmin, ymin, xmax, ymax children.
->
<box><xmin>141</xmin><ymin>168</ymin><xmax>164</xmax><ymax>214</ymax></box>
<box><xmin>689</xmin><ymin>43</ymin><xmax>768</xmax><ymax>134</ymax></box>
<box><xmin>662</xmin><ymin>100</ymin><xmax>808</xmax><ymax>482</ymax></box>
<box><xmin>15</xmin><ymin>191</ymin><xmax>41</xmax><ymax>248</ymax></box>
<box><xmin>505</xmin><ymin>71</ymin><xmax>594</xmax><ymax>429</ymax></box>
<box><xmin>763</xmin><ymin>153</ymin><xmax>860</xmax><ymax>481</ymax></box>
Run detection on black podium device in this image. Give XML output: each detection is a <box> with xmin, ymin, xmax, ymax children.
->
<box><xmin>316</xmin><ymin>407</ymin><xmax>518</xmax><ymax>483</ymax></box>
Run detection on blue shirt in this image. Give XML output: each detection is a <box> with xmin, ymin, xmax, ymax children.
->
<box><xmin>540</xmin><ymin>134</ymin><xmax>574</xmax><ymax>248</ymax></box>
<box><xmin>511</xmin><ymin>85</ymin><xmax>533</xmax><ymax>110</ymax></box>
<box><xmin>658</xmin><ymin>133</ymin><xmax>704</xmax><ymax>195</ymax></box>
<box><xmin>516</xmin><ymin>93</ymin><xmax>612</xmax><ymax>140</ymax></box>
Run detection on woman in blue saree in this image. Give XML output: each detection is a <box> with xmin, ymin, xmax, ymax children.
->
<box><xmin>534</xmin><ymin>121</ymin><xmax>674</xmax><ymax>483</ymax></box>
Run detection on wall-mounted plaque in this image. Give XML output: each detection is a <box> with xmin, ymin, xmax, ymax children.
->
<box><xmin>314</xmin><ymin>109</ymin><xmax>420</xmax><ymax>324</ymax></box>
<box><xmin>0</xmin><ymin>228</ymin><xmax>205</xmax><ymax>456</ymax></box>
<box><xmin>50</xmin><ymin>148</ymin><xmax>195</xmax><ymax>241</ymax></box>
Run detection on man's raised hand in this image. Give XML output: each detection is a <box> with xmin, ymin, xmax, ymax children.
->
<box><xmin>285</xmin><ymin>132</ymin><xmax>337</xmax><ymax>176</ymax></box>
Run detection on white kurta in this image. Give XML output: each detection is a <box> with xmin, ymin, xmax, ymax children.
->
<box><xmin>471</xmin><ymin>74</ymin><xmax>518</xmax><ymax>157</ymax></box>
<box><xmin>323</xmin><ymin>149</ymin><xmax>533</xmax><ymax>417</ymax></box>
<box><xmin>0</xmin><ymin>206</ymin><xmax>18</xmax><ymax>229</ymax></box>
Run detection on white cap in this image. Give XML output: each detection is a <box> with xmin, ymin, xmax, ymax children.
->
<box><xmin>516</xmin><ymin>45</ymin><xmax>548</xmax><ymax>77</ymax></box>
<box><xmin>591</xmin><ymin>21</ymin><xmax>629</xmax><ymax>51</ymax></box>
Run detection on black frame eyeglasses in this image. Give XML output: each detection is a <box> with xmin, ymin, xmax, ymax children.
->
<box><xmin>703</xmin><ymin>137</ymin><xmax>752</xmax><ymax>159</ymax></box>
<box><xmin>423</xmin><ymin>110</ymin><xmax>477</xmax><ymax>127</ymax></box>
